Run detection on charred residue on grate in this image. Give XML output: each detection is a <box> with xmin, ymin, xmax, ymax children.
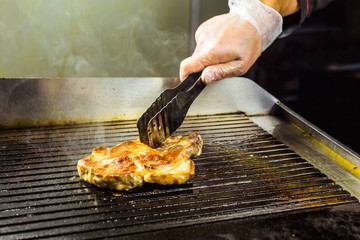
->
<box><xmin>0</xmin><ymin>113</ymin><xmax>357</xmax><ymax>239</ymax></box>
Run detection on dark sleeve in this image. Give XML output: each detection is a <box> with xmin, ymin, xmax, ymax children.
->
<box><xmin>298</xmin><ymin>0</ymin><xmax>334</xmax><ymax>24</ymax></box>
<box><xmin>280</xmin><ymin>0</ymin><xmax>334</xmax><ymax>37</ymax></box>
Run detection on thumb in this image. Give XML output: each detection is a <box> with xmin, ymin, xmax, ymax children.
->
<box><xmin>180</xmin><ymin>50</ymin><xmax>222</xmax><ymax>81</ymax></box>
<box><xmin>179</xmin><ymin>55</ymin><xmax>207</xmax><ymax>81</ymax></box>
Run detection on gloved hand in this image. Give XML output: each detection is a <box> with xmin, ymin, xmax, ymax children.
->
<box><xmin>180</xmin><ymin>0</ymin><xmax>283</xmax><ymax>84</ymax></box>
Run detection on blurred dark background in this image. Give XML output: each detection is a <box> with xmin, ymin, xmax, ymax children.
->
<box><xmin>250</xmin><ymin>0</ymin><xmax>360</xmax><ymax>153</ymax></box>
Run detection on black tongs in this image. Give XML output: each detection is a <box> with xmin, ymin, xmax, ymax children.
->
<box><xmin>137</xmin><ymin>72</ymin><xmax>205</xmax><ymax>148</ymax></box>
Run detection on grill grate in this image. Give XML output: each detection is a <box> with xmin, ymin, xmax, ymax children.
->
<box><xmin>0</xmin><ymin>113</ymin><xmax>357</xmax><ymax>239</ymax></box>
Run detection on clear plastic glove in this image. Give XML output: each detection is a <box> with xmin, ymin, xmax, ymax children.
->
<box><xmin>180</xmin><ymin>0</ymin><xmax>283</xmax><ymax>84</ymax></box>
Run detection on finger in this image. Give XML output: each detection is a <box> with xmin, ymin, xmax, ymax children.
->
<box><xmin>179</xmin><ymin>57</ymin><xmax>204</xmax><ymax>81</ymax></box>
<box><xmin>179</xmin><ymin>52</ymin><xmax>216</xmax><ymax>81</ymax></box>
<box><xmin>201</xmin><ymin>59</ymin><xmax>250</xmax><ymax>84</ymax></box>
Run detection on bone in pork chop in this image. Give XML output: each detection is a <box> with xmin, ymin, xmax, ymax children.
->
<box><xmin>77</xmin><ymin>132</ymin><xmax>203</xmax><ymax>191</ymax></box>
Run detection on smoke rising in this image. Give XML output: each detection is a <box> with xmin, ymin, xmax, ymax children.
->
<box><xmin>0</xmin><ymin>0</ymin><xmax>190</xmax><ymax>77</ymax></box>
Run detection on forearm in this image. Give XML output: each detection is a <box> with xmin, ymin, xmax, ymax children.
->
<box><xmin>261</xmin><ymin>0</ymin><xmax>334</xmax><ymax>24</ymax></box>
<box><xmin>259</xmin><ymin>0</ymin><xmax>300</xmax><ymax>17</ymax></box>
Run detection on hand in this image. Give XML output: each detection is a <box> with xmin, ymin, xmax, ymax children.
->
<box><xmin>179</xmin><ymin>13</ymin><xmax>262</xmax><ymax>84</ymax></box>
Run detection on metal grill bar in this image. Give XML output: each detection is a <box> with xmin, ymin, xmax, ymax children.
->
<box><xmin>0</xmin><ymin>113</ymin><xmax>357</xmax><ymax>239</ymax></box>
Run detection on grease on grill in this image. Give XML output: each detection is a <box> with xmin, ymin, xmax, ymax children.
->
<box><xmin>0</xmin><ymin>113</ymin><xmax>357</xmax><ymax>239</ymax></box>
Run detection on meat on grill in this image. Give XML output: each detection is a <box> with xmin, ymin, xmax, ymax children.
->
<box><xmin>77</xmin><ymin>132</ymin><xmax>203</xmax><ymax>191</ymax></box>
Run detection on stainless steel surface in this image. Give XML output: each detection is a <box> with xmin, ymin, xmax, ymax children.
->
<box><xmin>0</xmin><ymin>113</ymin><xmax>357</xmax><ymax>239</ymax></box>
<box><xmin>0</xmin><ymin>77</ymin><xmax>179</xmax><ymax>126</ymax></box>
<box><xmin>190</xmin><ymin>0</ymin><xmax>201</xmax><ymax>54</ymax></box>
<box><xmin>250</xmin><ymin>103</ymin><xmax>360</xmax><ymax>201</ymax></box>
<box><xmin>0</xmin><ymin>77</ymin><xmax>277</xmax><ymax>127</ymax></box>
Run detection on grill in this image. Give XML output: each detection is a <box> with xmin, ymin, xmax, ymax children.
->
<box><xmin>1</xmin><ymin>77</ymin><xmax>360</xmax><ymax>239</ymax></box>
<box><xmin>1</xmin><ymin>113</ymin><xmax>358</xmax><ymax>239</ymax></box>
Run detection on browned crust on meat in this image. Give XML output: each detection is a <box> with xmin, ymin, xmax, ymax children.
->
<box><xmin>77</xmin><ymin>132</ymin><xmax>203</xmax><ymax>191</ymax></box>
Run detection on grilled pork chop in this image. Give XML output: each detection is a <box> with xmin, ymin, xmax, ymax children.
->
<box><xmin>77</xmin><ymin>132</ymin><xmax>203</xmax><ymax>191</ymax></box>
